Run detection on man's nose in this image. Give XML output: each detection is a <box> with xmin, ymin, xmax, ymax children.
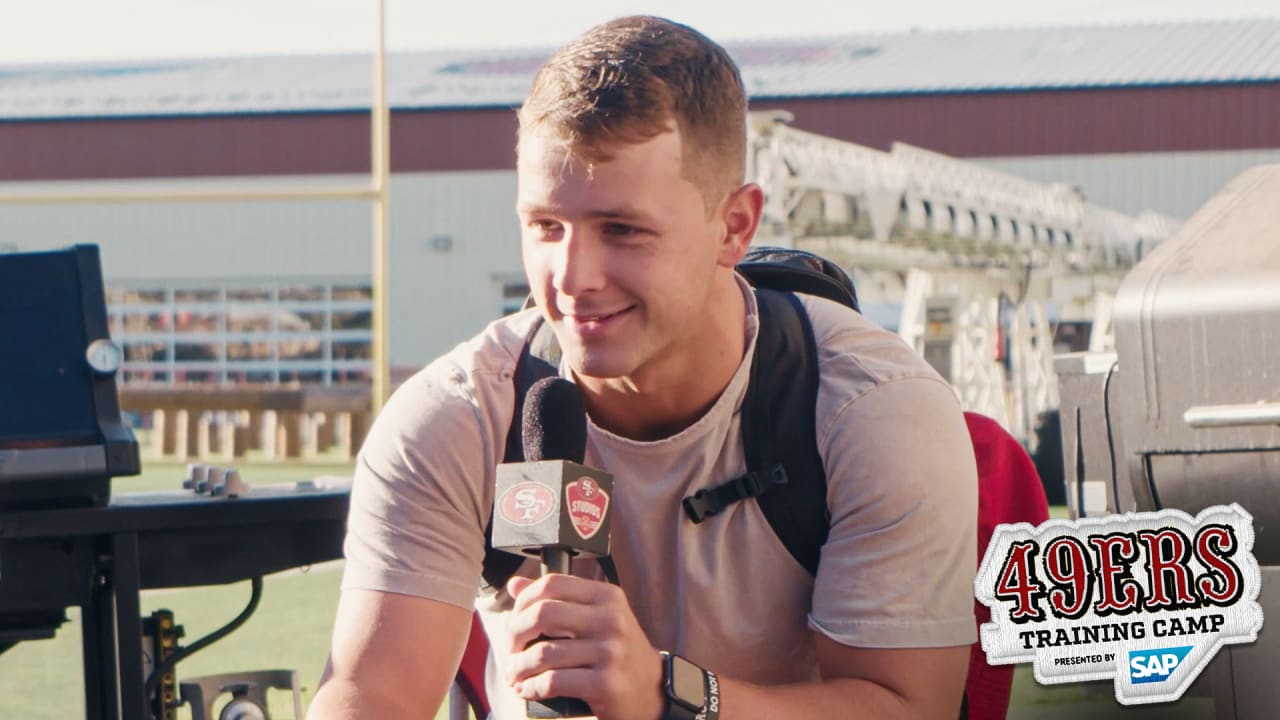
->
<box><xmin>553</xmin><ymin>231</ymin><xmax>606</xmax><ymax>297</ymax></box>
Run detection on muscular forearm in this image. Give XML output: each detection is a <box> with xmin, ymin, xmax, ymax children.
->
<box><xmin>307</xmin><ymin>683</ymin><xmax>403</xmax><ymax>720</ymax></box>
<box><xmin>309</xmin><ymin>590</ymin><xmax>471</xmax><ymax>720</ymax></box>
<box><xmin>704</xmin><ymin>641</ymin><xmax>967</xmax><ymax>720</ymax></box>
<box><xmin>308</xmin><ymin>674</ymin><xmax>447</xmax><ymax>720</ymax></box>
<box><xmin>713</xmin><ymin>675</ymin><xmax>926</xmax><ymax>720</ymax></box>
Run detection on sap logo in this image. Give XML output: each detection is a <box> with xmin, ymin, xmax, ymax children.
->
<box><xmin>1128</xmin><ymin>646</ymin><xmax>1194</xmax><ymax>684</ymax></box>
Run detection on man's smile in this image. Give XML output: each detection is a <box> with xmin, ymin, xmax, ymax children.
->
<box><xmin>562</xmin><ymin>306</ymin><xmax>636</xmax><ymax>335</ymax></box>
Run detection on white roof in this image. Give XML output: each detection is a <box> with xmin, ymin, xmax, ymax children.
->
<box><xmin>2</xmin><ymin>19</ymin><xmax>1278</xmax><ymax>119</ymax></box>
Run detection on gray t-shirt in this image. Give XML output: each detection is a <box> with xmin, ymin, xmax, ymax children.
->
<box><xmin>342</xmin><ymin>276</ymin><xmax>978</xmax><ymax>719</ymax></box>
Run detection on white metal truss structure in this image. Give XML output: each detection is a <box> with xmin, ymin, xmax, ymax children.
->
<box><xmin>747</xmin><ymin>112</ymin><xmax>1178</xmax><ymax>447</ymax></box>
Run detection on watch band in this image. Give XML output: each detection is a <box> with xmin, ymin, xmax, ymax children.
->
<box><xmin>699</xmin><ymin>668</ymin><xmax>721</xmax><ymax>720</ymax></box>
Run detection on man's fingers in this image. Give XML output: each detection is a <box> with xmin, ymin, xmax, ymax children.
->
<box><xmin>505</xmin><ymin>598</ymin><xmax>602</xmax><ymax>652</ymax></box>
<box><xmin>506</xmin><ymin>638</ymin><xmax>603</xmax><ymax>684</ymax></box>
<box><xmin>506</xmin><ymin>575</ymin><xmax>534</xmax><ymax>599</ymax></box>
<box><xmin>513</xmin><ymin>666</ymin><xmax>602</xmax><ymax>705</ymax></box>
<box><xmin>507</xmin><ymin>572</ymin><xmax>614</xmax><ymax>612</ymax></box>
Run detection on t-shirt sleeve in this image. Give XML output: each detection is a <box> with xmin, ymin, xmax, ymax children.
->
<box><xmin>340</xmin><ymin>360</ymin><xmax>502</xmax><ymax>610</ymax></box>
<box><xmin>809</xmin><ymin>374</ymin><xmax>979</xmax><ymax>648</ymax></box>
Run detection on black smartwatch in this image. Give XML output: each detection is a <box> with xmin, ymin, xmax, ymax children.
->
<box><xmin>660</xmin><ymin>651</ymin><xmax>719</xmax><ymax>720</ymax></box>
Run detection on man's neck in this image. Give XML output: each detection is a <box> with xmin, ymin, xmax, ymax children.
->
<box><xmin>575</xmin><ymin>277</ymin><xmax>748</xmax><ymax>442</ymax></box>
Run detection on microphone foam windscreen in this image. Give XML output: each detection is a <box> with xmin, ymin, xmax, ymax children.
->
<box><xmin>521</xmin><ymin>377</ymin><xmax>587</xmax><ymax>463</ymax></box>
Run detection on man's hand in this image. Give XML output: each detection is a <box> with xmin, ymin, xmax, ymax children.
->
<box><xmin>501</xmin><ymin>573</ymin><xmax>969</xmax><ymax>720</ymax></box>
<box><xmin>505</xmin><ymin>574</ymin><xmax>664</xmax><ymax>720</ymax></box>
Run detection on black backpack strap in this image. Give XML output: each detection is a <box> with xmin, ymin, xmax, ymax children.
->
<box><xmin>597</xmin><ymin>555</ymin><xmax>621</xmax><ymax>586</ymax></box>
<box><xmin>480</xmin><ymin>317</ymin><xmax>559</xmax><ymax>590</ymax></box>
<box><xmin>682</xmin><ymin>288</ymin><xmax>830</xmax><ymax>576</ymax></box>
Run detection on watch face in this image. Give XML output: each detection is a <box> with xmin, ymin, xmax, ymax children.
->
<box><xmin>85</xmin><ymin>338</ymin><xmax>122</xmax><ymax>374</ymax></box>
<box><xmin>669</xmin><ymin>655</ymin><xmax>706</xmax><ymax>711</ymax></box>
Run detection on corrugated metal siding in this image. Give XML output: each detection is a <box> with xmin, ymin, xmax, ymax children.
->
<box><xmin>392</xmin><ymin>109</ymin><xmax>517</xmax><ymax>172</ymax></box>
<box><xmin>769</xmin><ymin>83</ymin><xmax>1280</xmax><ymax>157</ymax></box>
<box><xmin>0</xmin><ymin>114</ymin><xmax>371</xmax><ymax>180</ymax></box>
<box><xmin>3</xmin><ymin>83</ymin><xmax>1274</xmax><ymax>182</ymax></box>
<box><xmin>0</xmin><ymin>109</ymin><xmax>518</xmax><ymax>181</ymax></box>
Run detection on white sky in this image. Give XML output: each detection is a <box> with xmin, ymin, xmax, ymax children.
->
<box><xmin>2</xmin><ymin>0</ymin><xmax>1278</xmax><ymax>64</ymax></box>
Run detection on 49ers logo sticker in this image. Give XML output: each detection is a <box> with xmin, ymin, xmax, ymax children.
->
<box><xmin>566</xmin><ymin>477</ymin><xmax>609</xmax><ymax>540</ymax></box>
<box><xmin>975</xmin><ymin>504</ymin><xmax>1263</xmax><ymax>705</ymax></box>
<box><xmin>498</xmin><ymin>481</ymin><xmax>557</xmax><ymax>526</ymax></box>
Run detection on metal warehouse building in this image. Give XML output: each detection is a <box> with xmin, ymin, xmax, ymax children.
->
<box><xmin>1</xmin><ymin>19</ymin><xmax>1278</xmax><ymax>382</ymax></box>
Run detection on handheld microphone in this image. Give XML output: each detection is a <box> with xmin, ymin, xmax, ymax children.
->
<box><xmin>492</xmin><ymin>377</ymin><xmax>614</xmax><ymax>719</ymax></box>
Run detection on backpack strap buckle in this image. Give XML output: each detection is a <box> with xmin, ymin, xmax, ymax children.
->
<box><xmin>682</xmin><ymin>464</ymin><xmax>789</xmax><ymax>523</ymax></box>
<box><xmin>682</xmin><ymin>489</ymin><xmax>723</xmax><ymax>524</ymax></box>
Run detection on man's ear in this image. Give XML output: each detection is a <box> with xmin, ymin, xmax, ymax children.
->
<box><xmin>717</xmin><ymin>182</ymin><xmax>764</xmax><ymax>268</ymax></box>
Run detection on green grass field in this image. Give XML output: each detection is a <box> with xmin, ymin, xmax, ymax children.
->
<box><xmin>0</xmin><ymin>567</ymin><xmax>351</xmax><ymax>719</ymax></box>
<box><xmin>0</xmin><ymin>460</ymin><xmax>1217</xmax><ymax>719</ymax></box>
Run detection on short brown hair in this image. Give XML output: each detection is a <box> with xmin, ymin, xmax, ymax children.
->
<box><xmin>517</xmin><ymin>15</ymin><xmax>747</xmax><ymax>211</ymax></box>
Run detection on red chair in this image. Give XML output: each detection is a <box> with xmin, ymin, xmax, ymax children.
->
<box><xmin>452</xmin><ymin>612</ymin><xmax>491</xmax><ymax>720</ymax></box>
<box><xmin>962</xmin><ymin>411</ymin><xmax>1050</xmax><ymax>719</ymax></box>
<box><xmin>450</xmin><ymin>412</ymin><xmax>1050</xmax><ymax>720</ymax></box>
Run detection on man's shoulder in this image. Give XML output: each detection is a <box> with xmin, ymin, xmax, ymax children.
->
<box><xmin>375</xmin><ymin>309</ymin><xmax>540</xmax><ymax>435</ymax></box>
<box><xmin>794</xmin><ymin>293</ymin><xmax>963</xmax><ymax>449</ymax></box>
<box><xmin>798</xmin><ymin>293</ymin><xmax>946</xmax><ymax>391</ymax></box>
<box><xmin>402</xmin><ymin>309</ymin><xmax>540</xmax><ymax>392</ymax></box>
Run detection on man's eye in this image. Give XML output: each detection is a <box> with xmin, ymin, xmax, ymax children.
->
<box><xmin>603</xmin><ymin>223</ymin><xmax>638</xmax><ymax>237</ymax></box>
<box><xmin>528</xmin><ymin>220</ymin><xmax>562</xmax><ymax>234</ymax></box>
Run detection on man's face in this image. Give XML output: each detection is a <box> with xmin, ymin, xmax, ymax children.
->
<box><xmin>516</xmin><ymin>129</ymin><xmax>727</xmax><ymax>383</ymax></box>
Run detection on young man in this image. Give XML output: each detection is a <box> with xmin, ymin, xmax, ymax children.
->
<box><xmin>310</xmin><ymin>15</ymin><xmax>977</xmax><ymax>720</ymax></box>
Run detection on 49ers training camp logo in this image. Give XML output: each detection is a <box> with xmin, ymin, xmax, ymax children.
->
<box><xmin>498</xmin><ymin>481</ymin><xmax>557</xmax><ymax>526</ymax></box>
<box><xmin>565</xmin><ymin>477</ymin><xmax>609</xmax><ymax>540</ymax></box>
<box><xmin>975</xmin><ymin>504</ymin><xmax>1263</xmax><ymax>705</ymax></box>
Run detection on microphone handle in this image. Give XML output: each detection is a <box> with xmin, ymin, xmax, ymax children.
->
<box><xmin>527</xmin><ymin>696</ymin><xmax>593</xmax><ymax>719</ymax></box>
<box><xmin>541</xmin><ymin>547</ymin><xmax>572</xmax><ymax>576</ymax></box>
<box><xmin>528</xmin><ymin>546</ymin><xmax>593</xmax><ymax>718</ymax></box>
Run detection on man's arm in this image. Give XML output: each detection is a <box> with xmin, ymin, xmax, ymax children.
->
<box><xmin>308</xmin><ymin>589</ymin><xmax>473</xmax><ymax>718</ymax></box>
<box><xmin>309</xmin><ymin>354</ymin><xmax>505</xmax><ymax>717</ymax></box>
<box><xmin>715</xmin><ymin>636</ymin><xmax>968</xmax><ymax>719</ymax></box>
<box><xmin>504</xmin><ymin>574</ymin><xmax>968</xmax><ymax>720</ymax></box>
